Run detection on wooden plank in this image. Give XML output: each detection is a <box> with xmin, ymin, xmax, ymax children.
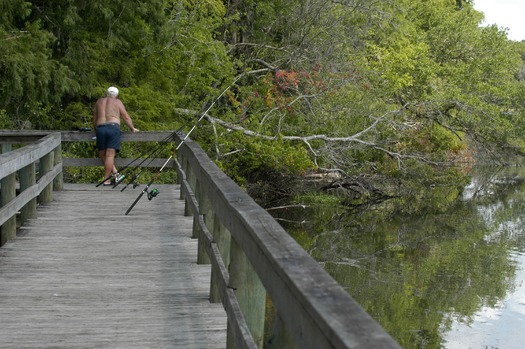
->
<box><xmin>0</xmin><ymin>183</ymin><xmax>227</xmax><ymax>348</ymax></box>
<box><xmin>61</xmin><ymin>131</ymin><xmax>176</xmax><ymax>142</ymax></box>
<box><xmin>0</xmin><ymin>131</ymin><xmax>175</xmax><ymax>143</ymax></box>
<box><xmin>0</xmin><ymin>133</ymin><xmax>61</xmax><ymax>179</ymax></box>
<box><xmin>0</xmin><ymin>131</ymin><xmax>48</xmax><ymax>144</ymax></box>
<box><xmin>63</xmin><ymin>157</ymin><xmax>174</xmax><ymax>168</ymax></box>
<box><xmin>0</xmin><ymin>163</ymin><xmax>61</xmax><ymax>226</ymax></box>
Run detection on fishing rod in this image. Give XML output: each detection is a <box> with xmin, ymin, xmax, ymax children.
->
<box><xmin>117</xmin><ymin>137</ymin><xmax>175</xmax><ymax>191</ymax></box>
<box><xmin>98</xmin><ymin>131</ymin><xmax>177</xmax><ymax>187</ymax></box>
<box><xmin>124</xmin><ymin>155</ymin><xmax>172</xmax><ymax>215</ymax></box>
<box><xmin>119</xmin><ymin>107</ymin><xmax>208</xmax><ymax>191</ymax></box>
<box><xmin>116</xmin><ymin>115</ymin><xmax>198</xmax><ymax>191</ymax></box>
<box><xmin>124</xmin><ymin>79</ymin><xmax>238</xmax><ymax>215</ymax></box>
<box><xmin>111</xmin><ymin>106</ymin><xmax>213</xmax><ymax>190</ymax></box>
<box><xmin>113</xmin><ymin>132</ymin><xmax>178</xmax><ymax>189</ymax></box>
<box><xmin>174</xmin><ymin>79</ymin><xmax>238</xmax><ymax>151</ymax></box>
<box><xmin>95</xmin><ymin>130</ymin><xmax>177</xmax><ymax>187</ymax></box>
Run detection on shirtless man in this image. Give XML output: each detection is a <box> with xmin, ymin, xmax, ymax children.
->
<box><xmin>93</xmin><ymin>86</ymin><xmax>139</xmax><ymax>185</ymax></box>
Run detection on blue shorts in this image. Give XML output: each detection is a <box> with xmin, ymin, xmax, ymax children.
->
<box><xmin>96</xmin><ymin>123</ymin><xmax>121</xmax><ymax>152</ymax></box>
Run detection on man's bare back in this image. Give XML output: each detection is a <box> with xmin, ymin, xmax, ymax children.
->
<box><xmin>93</xmin><ymin>97</ymin><xmax>125</xmax><ymax>126</ymax></box>
<box><xmin>93</xmin><ymin>93</ymin><xmax>137</xmax><ymax>131</ymax></box>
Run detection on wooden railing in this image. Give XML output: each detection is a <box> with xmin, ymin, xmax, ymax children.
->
<box><xmin>0</xmin><ymin>130</ymin><xmax>174</xmax><ymax>246</ymax></box>
<box><xmin>0</xmin><ymin>132</ymin><xmax>62</xmax><ymax>245</ymax></box>
<box><xmin>174</xmin><ymin>132</ymin><xmax>402</xmax><ymax>349</ymax></box>
<box><xmin>60</xmin><ymin>130</ymin><xmax>174</xmax><ymax>168</ymax></box>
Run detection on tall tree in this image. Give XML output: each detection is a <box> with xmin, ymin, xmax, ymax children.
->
<box><xmin>0</xmin><ymin>0</ymin><xmax>77</xmax><ymax>128</ymax></box>
<box><xmin>205</xmin><ymin>0</ymin><xmax>524</xmax><ymax>187</ymax></box>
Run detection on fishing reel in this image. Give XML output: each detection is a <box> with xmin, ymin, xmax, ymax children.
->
<box><xmin>114</xmin><ymin>174</ymin><xmax>126</xmax><ymax>186</ymax></box>
<box><xmin>147</xmin><ymin>188</ymin><xmax>159</xmax><ymax>200</ymax></box>
<box><xmin>131</xmin><ymin>174</ymin><xmax>140</xmax><ymax>189</ymax></box>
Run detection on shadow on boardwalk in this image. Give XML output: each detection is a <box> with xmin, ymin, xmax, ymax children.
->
<box><xmin>0</xmin><ymin>183</ymin><xmax>227</xmax><ymax>348</ymax></box>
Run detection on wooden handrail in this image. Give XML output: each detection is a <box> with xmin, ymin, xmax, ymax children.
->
<box><xmin>174</xmin><ymin>133</ymin><xmax>402</xmax><ymax>349</ymax></box>
<box><xmin>0</xmin><ymin>132</ymin><xmax>62</xmax><ymax>245</ymax></box>
<box><xmin>0</xmin><ymin>130</ymin><xmax>176</xmax><ymax>246</ymax></box>
<box><xmin>0</xmin><ymin>130</ymin><xmax>175</xmax><ymax>168</ymax></box>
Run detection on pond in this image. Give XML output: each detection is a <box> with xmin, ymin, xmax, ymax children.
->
<box><xmin>279</xmin><ymin>166</ymin><xmax>525</xmax><ymax>349</ymax></box>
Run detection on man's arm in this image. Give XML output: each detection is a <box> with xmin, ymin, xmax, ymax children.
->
<box><xmin>119</xmin><ymin>101</ymin><xmax>139</xmax><ymax>132</ymax></box>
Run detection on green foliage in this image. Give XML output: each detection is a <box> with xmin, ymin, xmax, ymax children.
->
<box><xmin>212</xmin><ymin>132</ymin><xmax>314</xmax><ymax>184</ymax></box>
<box><xmin>1</xmin><ymin>0</ymin><xmax>525</xmax><ymax>204</ymax></box>
<box><xmin>0</xmin><ymin>7</ymin><xmax>78</xmax><ymax>125</ymax></box>
<box><xmin>0</xmin><ymin>109</ymin><xmax>13</xmax><ymax>128</ymax></box>
<box><xmin>0</xmin><ymin>0</ymin><xmax>234</xmax><ymax>131</ymax></box>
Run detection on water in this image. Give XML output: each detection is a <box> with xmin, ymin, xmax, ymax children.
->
<box><xmin>441</xmin><ymin>168</ymin><xmax>525</xmax><ymax>349</ymax></box>
<box><xmin>281</xmin><ymin>167</ymin><xmax>525</xmax><ymax>349</ymax></box>
<box><xmin>444</xmin><ymin>251</ymin><xmax>525</xmax><ymax>349</ymax></box>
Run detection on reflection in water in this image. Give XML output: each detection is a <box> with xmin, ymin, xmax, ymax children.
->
<box><xmin>282</xmin><ymin>167</ymin><xmax>525</xmax><ymax>349</ymax></box>
<box><xmin>442</xmin><ymin>167</ymin><xmax>525</xmax><ymax>349</ymax></box>
<box><xmin>444</xmin><ymin>252</ymin><xmax>525</xmax><ymax>349</ymax></box>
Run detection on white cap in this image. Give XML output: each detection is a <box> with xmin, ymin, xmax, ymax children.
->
<box><xmin>107</xmin><ymin>86</ymin><xmax>119</xmax><ymax>96</ymax></box>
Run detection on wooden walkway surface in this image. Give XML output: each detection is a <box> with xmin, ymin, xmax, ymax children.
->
<box><xmin>0</xmin><ymin>183</ymin><xmax>227</xmax><ymax>349</ymax></box>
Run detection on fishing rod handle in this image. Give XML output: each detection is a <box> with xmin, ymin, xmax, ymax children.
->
<box><xmin>125</xmin><ymin>191</ymin><xmax>146</xmax><ymax>215</ymax></box>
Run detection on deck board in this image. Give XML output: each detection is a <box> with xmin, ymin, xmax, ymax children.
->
<box><xmin>0</xmin><ymin>183</ymin><xmax>227</xmax><ymax>349</ymax></box>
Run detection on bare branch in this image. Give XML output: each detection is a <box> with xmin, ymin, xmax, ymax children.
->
<box><xmin>249</xmin><ymin>59</ymin><xmax>278</xmax><ymax>71</ymax></box>
<box><xmin>1</xmin><ymin>31</ymin><xmax>29</xmax><ymax>41</ymax></box>
<box><xmin>265</xmin><ymin>204</ymin><xmax>308</xmax><ymax>211</ymax></box>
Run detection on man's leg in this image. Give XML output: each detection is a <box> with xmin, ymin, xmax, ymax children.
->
<box><xmin>103</xmin><ymin>148</ymin><xmax>117</xmax><ymax>183</ymax></box>
<box><xmin>99</xmin><ymin>149</ymin><xmax>109</xmax><ymax>184</ymax></box>
<box><xmin>98</xmin><ymin>149</ymin><xmax>106</xmax><ymax>164</ymax></box>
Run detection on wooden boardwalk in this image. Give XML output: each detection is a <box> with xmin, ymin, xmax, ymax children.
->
<box><xmin>0</xmin><ymin>183</ymin><xmax>227</xmax><ymax>348</ymax></box>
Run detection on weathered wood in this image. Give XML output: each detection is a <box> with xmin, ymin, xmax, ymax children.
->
<box><xmin>63</xmin><ymin>157</ymin><xmax>174</xmax><ymax>168</ymax></box>
<box><xmin>0</xmin><ymin>130</ymin><xmax>47</xmax><ymax>144</ymax></box>
<box><xmin>210</xmin><ymin>219</ymin><xmax>231</xmax><ymax>305</ymax></box>
<box><xmin>19</xmin><ymin>163</ymin><xmax>37</xmax><ymax>223</ymax></box>
<box><xmin>38</xmin><ymin>150</ymin><xmax>54</xmax><ymax>203</ymax></box>
<box><xmin>0</xmin><ymin>130</ymin><xmax>174</xmax><ymax>143</ymax></box>
<box><xmin>0</xmin><ymin>163</ymin><xmax>63</xmax><ymax>232</ymax></box>
<box><xmin>228</xmin><ymin>238</ymin><xmax>266</xmax><ymax>348</ymax></box>
<box><xmin>174</xmin><ymin>134</ymin><xmax>402</xmax><ymax>349</ymax></box>
<box><xmin>60</xmin><ymin>130</ymin><xmax>175</xmax><ymax>142</ymax></box>
<box><xmin>0</xmin><ymin>133</ymin><xmax>62</xmax><ymax>246</ymax></box>
<box><xmin>1</xmin><ymin>131</ymin><xmax>176</xmax><ymax>173</ymax></box>
<box><xmin>192</xmin><ymin>215</ymin><xmax>258</xmax><ymax>349</ymax></box>
<box><xmin>0</xmin><ymin>184</ymin><xmax>227</xmax><ymax>348</ymax></box>
<box><xmin>0</xmin><ymin>133</ymin><xmax>61</xmax><ymax>179</ymax></box>
<box><xmin>53</xmin><ymin>145</ymin><xmax>64</xmax><ymax>190</ymax></box>
<box><xmin>1</xmin><ymin>144</ymin><xmax>16</xmax><ymax>245</ymax></box>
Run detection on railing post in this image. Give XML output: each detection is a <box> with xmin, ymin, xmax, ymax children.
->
<box><xmin>228</xmin><ymin>238</ymin><xmax>266</xmax><ymax>348</ymax></box>
<box><xmin>19</xmin><ymin>163</ymin><xmax>37</xmax><ymax>224</ymax></box>
<box><xmin>265</xmin><ymin>309</ymin><xmax>297</xmax><ymax>349</ymax></box>
<box><xmin>39</xmin><ymin>150</ymin><xmax>54</xmax><ymax>203</ymax></box>
<box><xmin>53</xmin><ymin>143</ymin><xmax>63</xmax><ymax>190</ymax></box>
<box><xmin>209</xmin><ymin>218</ymin><xmax>231</xmax><ymax>303</ymax></box>
<box><xmin>176</xmin><ymin>153</ymin><xmax>186</xmax><ymax>199</ymax></box>
<box><xmin>194</xmin><ymin>179</ymin><xmax>213</xmax><ymax>264</ymax></box>
<box><xmin>187</xmin><ymin>160</ymin><xmax>198</xmax><ymax>218</ymax></box>
<box><xmin>176</xmin><ymin>153</ymin><xmax>192</xmax><ymax>216</ymax></box>
<box><xmin>197</xmin><ymin>185</ymin><xmax>211</xmax><ymax>265</ymax></box>
<box><xmin>1</xmin><ymin>144</ymin><xmax>16</xmax><ymax>245</ymax></box>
